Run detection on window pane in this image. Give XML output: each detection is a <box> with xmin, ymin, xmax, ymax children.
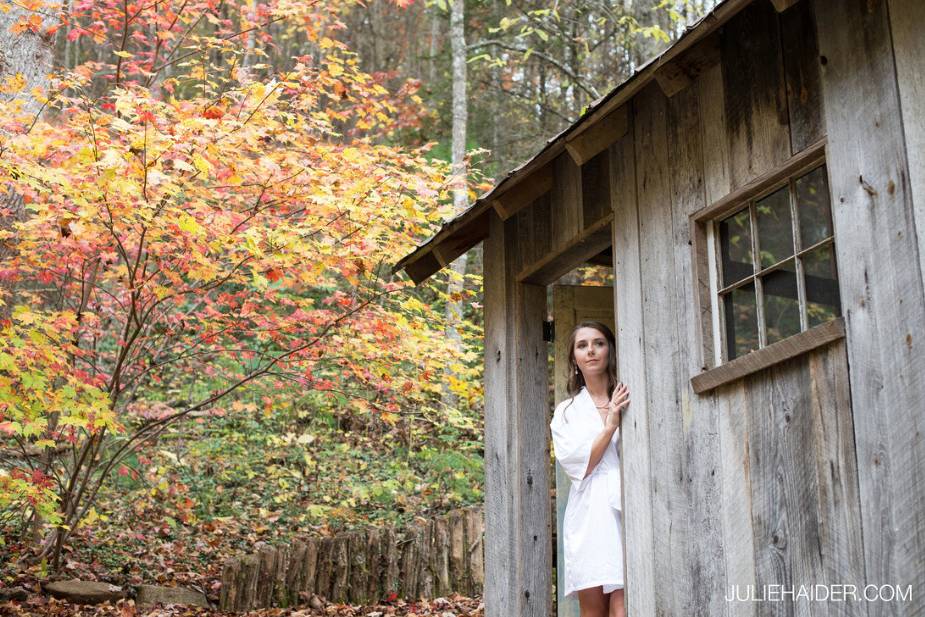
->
<box><xmin>723</xmin><ymin>282</ymin><xmax>758</xmax><ymax>360</ymax></box>
<box><xmin>795</xmin><ymin>166</ymin><xmax>833</xmax><ymax>247</ymax></box>
<box><xmin>802</xmin><ymin>244</ymin><xmax>841</xmax><ymax>328</ymax></box>
<box><xmin>755</xmin><ymin>186</ymin><xmax>794</xmax><ymax>268</ymax></box>
<box><xmin>719</xmin><ymin>208</ymin><xmax>753</xmax><ymax>286</ymax></box>
<box><xmin>762</xmin><ymin>261</ymin><xmax>801</xmax><ymax>344</ymax></box>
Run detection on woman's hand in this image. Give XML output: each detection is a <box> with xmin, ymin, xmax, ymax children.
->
<box><xmin>605</xmin><ymin>382</ymin><xmax>630</xmax><ymax>430</ymax></box>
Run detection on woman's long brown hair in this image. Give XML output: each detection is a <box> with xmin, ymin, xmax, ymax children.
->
<box><xmin>565</xmin><ymin>320</ymin><xmax>619</xmax><ymax>400</ymax></box>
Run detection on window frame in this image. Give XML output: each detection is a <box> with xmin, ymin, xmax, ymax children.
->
<box><xmin>689</xmin><ymin>139</ymin><xmax>845</xmax><ymax>393</ymax></box>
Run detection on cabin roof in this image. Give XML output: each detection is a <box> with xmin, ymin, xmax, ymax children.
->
<box><xmin>394</xmin><ymin>0</ymin><xmax>756</xmax><ymax>285</ymax></box>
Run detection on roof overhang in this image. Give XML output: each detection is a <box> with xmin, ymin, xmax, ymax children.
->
<box><xmin>395</xmin><ymin>0</ymin><xmax>759</xmax><ymax>285</ymax></box>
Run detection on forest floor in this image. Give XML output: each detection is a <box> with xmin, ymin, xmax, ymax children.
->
<box><xmin>0</xmin><ymin>595</ymin><xmax>484</xmax><ymax>617</ymax></box>
<box><xmin>1</xmin><ymin>402</ymin><xmax>484</xmax><ymax>616</ymax></box>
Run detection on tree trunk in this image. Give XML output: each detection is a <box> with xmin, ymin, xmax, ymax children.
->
<box><xmin>442</xmin><ymin>0</ymin><xmax>468</xmax><ymax>410</ymax></box>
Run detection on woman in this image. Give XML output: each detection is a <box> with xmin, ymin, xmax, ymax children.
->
<box><xmin>550</xmin><ymin>321</ymin><xmax>630</xmax><ymax>617</ymax></box>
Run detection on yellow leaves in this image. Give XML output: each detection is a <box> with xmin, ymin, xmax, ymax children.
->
<box><xmin>112</xmin><ymin>50</ymin><xmax>133</xmax><ymax>58</ymax></box>
<box><xmin>12</xmin><ymin>304</ymin><xmax>37</xmax><ymax>325</ymax></box>
<box><xmin>191</xmin><ymin>152</ymin><xmax>211</xmax><ymax>177</ymax></box>
<box><xmin>0</xmin><ymin>73</ymin><xmax>26</xmax><ymax>94</ymax></box>
<box><xmin>326</xmin><ymin>62</ymin><xmax>344</xmax><ymax>78</ymax></box>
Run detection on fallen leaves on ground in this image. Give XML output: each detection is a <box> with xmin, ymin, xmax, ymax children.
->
<box><xmin>0</xmin><ymin>594</ymin><xmax>483</xmax><ymax>617</ymax></box>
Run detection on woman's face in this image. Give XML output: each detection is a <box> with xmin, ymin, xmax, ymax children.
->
<box><xmin>573</xmin><ymin>327</ymin><xmax>610</xmax><ymax>379</ymax></box>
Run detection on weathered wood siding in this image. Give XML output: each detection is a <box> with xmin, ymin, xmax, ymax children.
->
<box><xmin>608</xmin><ymin>2</ymin><xmax>875</xmax><ymax>615</ymax></box>
<box><xmin>483</xmin><ymin>209</ymin><xmax>551</xmax><ymax>617</ymax></box>
<box><xmin>813</xmin><ymin>0</ymin><xmax>925</xmax><ymax>615</ymax></box>
<box><xmin>478</xmin><ymin>2</ymin><xmax>924</xmax><ymax>616</ymax></box>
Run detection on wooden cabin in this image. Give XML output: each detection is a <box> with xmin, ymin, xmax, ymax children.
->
<box><xmin>395</xmin><ymin>0</ymin><xmax>925</xmax><ymax>615</ymax></box>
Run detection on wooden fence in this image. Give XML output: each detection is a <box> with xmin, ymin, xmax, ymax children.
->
<box><xmin>218</xmin><ymin>506</ymin><xmax>484</xmax><ymax>611</ymax></box>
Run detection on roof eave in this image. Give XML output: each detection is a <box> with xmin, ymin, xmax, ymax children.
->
<box><xmin>395</xmin><ymin>0</ymin><xmax>754</xmax><ymax>285</ymax></box>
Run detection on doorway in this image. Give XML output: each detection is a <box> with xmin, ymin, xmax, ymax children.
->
<box><xmin>551</xmin><ymin>284</ymin><xmax>615</xmax><ymax>616</ymax></box>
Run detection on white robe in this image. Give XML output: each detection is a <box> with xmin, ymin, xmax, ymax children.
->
<box><xmin>550</xmin><ymin>386</ymin><xmax>624</xmax><ymax>598</ymax></box>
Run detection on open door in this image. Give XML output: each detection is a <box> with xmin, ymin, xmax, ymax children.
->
<box><xmin>551</xmin><ymin>285</ymin><xmax>615</xmax><ymax>617</ymax></box>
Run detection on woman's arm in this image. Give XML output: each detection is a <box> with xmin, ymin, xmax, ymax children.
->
<box><xmin>583</xmin><ymin>424</ymin><xmax>619</xmax><ymax>477</ymax></box>
<box><xmin>582</xmin><ymin>383</ymin><xmax>630</xmax><ymax>478</ymax></box>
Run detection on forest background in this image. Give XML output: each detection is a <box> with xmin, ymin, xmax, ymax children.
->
<box><xmin>0</xmin><ymin>0</ymin><xmax>714</xmax><ymax>612</ymax></box>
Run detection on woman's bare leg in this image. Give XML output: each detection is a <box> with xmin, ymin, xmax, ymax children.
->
<box><xmin>578</xmin><ymin>586</ymin><xmax>608</xmax><ymax>617</ymax></box>
<box><xmin>608</xmin><ymin>588</ymin><xmax>625</xmax><ymax>617</ymax></box>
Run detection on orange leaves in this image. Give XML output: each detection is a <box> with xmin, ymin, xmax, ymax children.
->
<box><xmin>202</xmin><ymin>105</ymin><xmax>225</xmax><ymax>119</ymax></box>
<box><xmin>10</xmin><ymin>14</ymin><xmax>44</xmax><ymax>35</ymax></box>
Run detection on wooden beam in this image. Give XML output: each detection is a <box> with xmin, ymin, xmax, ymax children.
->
<box><xmin>565</xmin><ymin>106</ymin><xmax>629</xmax><ymax>166</ymax></box>
<box><xmin>431</xmin><ymin>211</ymin><xmax>490</xmax><ymax>267</ymax></box>
<box><xmin>691</xmin><ymin>318</ymin><xmax>845</xmax><ymax>393</ymax></box>
<box><xmin>517</xmin><ymin>214</ymin><xmax>613</xmax><ymax>285</ymax></box>
<box><xmin>654</xmin><ymin>60</ymin><xmax>692</xmax><ymax>98</ymax></box>
<box><xmin>691</xmin><ymin>138</ymin><xmax>826</xmax><ymax>223</ymax></box>
<box><xmin>404</xmin><ymin>251</ymin><xmax>441</xmax><ymax>285</ymax></box>
<box><xmin>491</xmin><ymin>166</ymin><xmax>553</xmax><ymax>221</ymax></box>
<box><xmin>654</xmin><ymin>32</ymin><xmax>722</xmax><ymax>99</ymax></box>
<box><xmin>770</xmin><ymin>0</ymin><xmax>801</xmax><ymax>11</ymax></box>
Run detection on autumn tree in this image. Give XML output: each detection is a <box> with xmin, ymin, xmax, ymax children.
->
<box><xmin>0</xmin><ymin>0</ymin><xmax>478</xmax><ymax>568</ymax></box>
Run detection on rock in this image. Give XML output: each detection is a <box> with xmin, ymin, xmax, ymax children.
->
<box><xmin>134</xmin><ymin>584</ymin><xmax>209</xmax><ymax>607</ymax></box>
<box><xmin>0</xmin><ymin>586</ymin><xmax>29</xmax><ymax>601</ymax></box>
<box><xmin>42</xmin><ymin>579</ymin><xmax>126</xmax><ymax>604</ymax></box>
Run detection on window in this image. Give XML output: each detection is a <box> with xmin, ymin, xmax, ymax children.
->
<box><xmin>714</xmin><ymin>164</ymin><xmax>840</xmax><ymax>361</ymax></box>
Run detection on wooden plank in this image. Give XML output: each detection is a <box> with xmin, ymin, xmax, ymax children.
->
<box><xmin>744</xmin><ymin>345</ymin><xmax>866</xmax><ymax>617</ymax></box>
<box><xmin>691</xmin><ymin>317</ymin><xmax>845</xmax><ymax>393</ymax></box>
<box><xmin>551</xmin><ymin>285</ymin><xmax>576</xmax><ymax>617</ymax></box>
<box><xmin>780</xmin><ymin>0</ymin><xmax>824</xmax><ymax>154</ymax></box>
<box><xmin>689</xmin><ymin>217</ymin><xmax>715</xmax><ymax>371</ymax></box>
<box><xmin>721</xmin><ymin>0</ymin><xmax>792</xmax><ymax>190</ymax></box>
<box><xmin>745</xmin><ymin>354</ymin><xmax>817</xmax><ymax>613</ymax></box>
<box><xmin>610</xmin><ymin>98</ymin><xmax>656</xmax><ymax>617</ymax></box>
<box><xmin>565</xmin><ymin>105</ymin><xmax>629</xmax><ymax>166</ymax></box>
<box><xmin>666</xmin><ymin>83</ymin><xmax>726</xmax><ymax>615</ymax></box>
<box><xmin>483</xmin><ymin>211</ymin><xmax>550</xmax><ymax>617</ymax></box>
<box><xmin>492</xmin><ymin>167</ymin><xmax>553</xmax><ymax>221</ymax></box>
<box><xmin>551</xmin><ymin>153</ymin><xmax>583</xmax><ymax>251</ymax></box>
<box><xmin>348</xmin><ymin>532</ymin><xmax>368</xmax><ymax>604</ymax></box>
<box><xmin>300</xmin><ymin>539</ymin><xmax>318</xmax><ymax>599</ymax></box>
<box><xmin>517</xmin><ymin>214</ymin><xmax>613</xmax><ymax>285</ymax></box>
<box><xmin>807</xmin><ymin>341</ymin><xmax>866</xmax><ymax>601</ymax></box>
<box><xmin>814</xmin><ymin>0</ymin><xmax>925</xmax><ymax>613</ymax></box>
<box><xmin>465</xmin><ymin>507</ymin><xmax>484</xmax><ymax>595</ymax></box>
<box><xmin>693</xmin><ymin>138</ymin><xmax>826</xmax><ymax>222</ymax></box>
<box><xmin>714</xmin><ymin>380</ymin><xmax>757</xmax><ymax>617</ymax></box>
<box><xmin>581</xmin><ymin>148</ymin><xmax>612</xmax><ymax>229</ymax></box>
<box><xmin>698</xmin><ymin>61</ymin><xmax>732</xmax><ymax>206</ymax></box>
<box><xmin>634</xmin><ymin>81</ymin><xmax>691</xmax><ymax>617</ymax></box>
<box><xmin>888</xmin><ymin>0</ymin><xmax>925</xmax><ymax>292</ymax></box>
<box><xmin>512</xmin><ymin>193</ymin><xmax>554</xmax><ymax>270</ymax></box>
<box><xmin>513</xmin><ymin>276</ymin><xmax>551</xmax><ymax>617</ymax></box>
<box><xmin>482</xmin><ymin>209</ymin><xmax>515</xmax><ymax>617</ymax></box>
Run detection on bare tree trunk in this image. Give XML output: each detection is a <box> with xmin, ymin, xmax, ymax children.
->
<box><xmin>441</xmin><ymin>0</ymin><xmax>468</xmax><ymax>410</ymax></box>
